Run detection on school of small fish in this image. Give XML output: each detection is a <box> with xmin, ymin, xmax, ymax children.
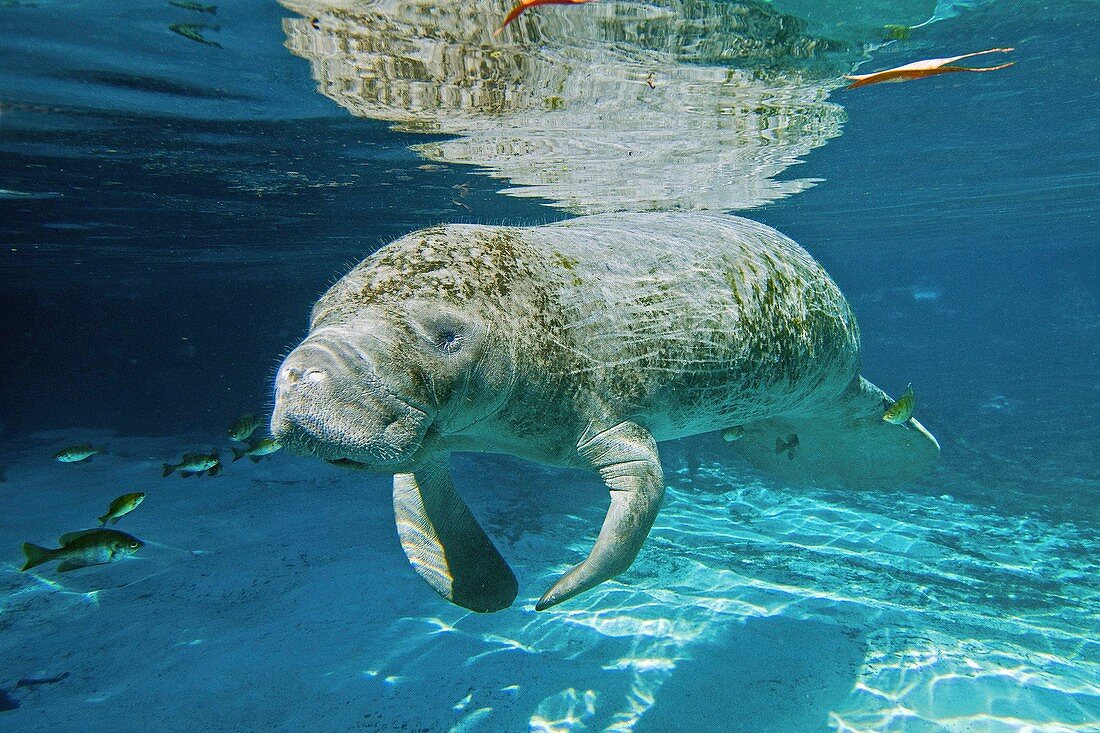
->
<box><xmin>22</xmin><ymin>412</ymin><xmax>280</xmax><ymax>576</ymax></box>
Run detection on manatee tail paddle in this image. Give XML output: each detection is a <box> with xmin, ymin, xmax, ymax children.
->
<box><xmin>730</xmin><ymin>376</ymin><xmax>940</xmax><ymax>488</ymax></box>
<box><xmin>21</xmin><ymin>543</ymin><xmax>58</xmax><ymax>572</ymax></box>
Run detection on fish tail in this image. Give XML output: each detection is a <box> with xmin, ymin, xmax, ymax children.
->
<box><xmin>162</xmin><ymin>463</ymin><xmax>175</xmax><ymax>478</ymax></box>
<box><xmin>775</xmin><ymin>437</ymin><xmax>787</xmax><ymax>455</ymax></box>
<box><xmin>97</xmin><ymin>514</ymin><xmax>109</xmax><ymax>526</ymax></box>
<box><xmin>21</xmin><ymin>543</ymin><xmax>57</xmax><ymax>572</ymax></box>
<box><xmin>231</xmin><ymin>446</ymin><xmax>246</xmax><ymax>462</ymax></box>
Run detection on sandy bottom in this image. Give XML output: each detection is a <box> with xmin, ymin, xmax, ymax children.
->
<box><xmin>1</xmin><ymin>430</ymin><xmax>1097</xmax><ymax>732</ymax></box>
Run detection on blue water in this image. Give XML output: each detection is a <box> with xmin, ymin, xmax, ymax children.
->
<box><xmin>1</xmin><ymin>0</ymin><xmax>1097</xmax><ymax>730</ymax></box>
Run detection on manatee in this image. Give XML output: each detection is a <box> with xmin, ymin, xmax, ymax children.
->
<box><xmin>271</xmin><ymin>213</ymin><xmax>939</xmax><ymax>612</ymax></box>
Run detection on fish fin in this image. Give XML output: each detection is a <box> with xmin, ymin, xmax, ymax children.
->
<box><xmin>109</xmin><ymin>516</ymin><xmax>121</xmax><ymax>525</ymax></box>
<box><xmin>59</xmin><ymin>529</ymin><xmax>101</xmax><ymax>546</ymax></box>
<box><xmin>249</xmin><ymin>455</ymin><xmax>261</xmax><ymax>463</ymax></box>
<box><xmin>162</xmin><ymin>464</ymin><xmax>175</xmax><ymax>478</ymax></box>
<box><xmin>21</xmin><ymin>543</ymin><xmax>56</xmax><ymax>571</ymax></box>
<box><xmin>179</xmin><ymin>471</ymin><xmax>193</xmax><ymax>478</ymax></box>
<box><xmin>393</xmin><ymin>455</ymin><xmax>517</xmax><ymax>613</ymax></box>
<box><xmin>207</xmin><ymin>464</ymin><xmax>223</xmax><ymax>477</ymax></box>
<box><xmin>732</xmin><ymin>375</ymin><xmax>940</xmax><ymax>488</ymax></box>
<box><xmin>56</xmin><ymin>560</ymin><xmax>87</xmax><ymax>573</ymax></box>
<box><xmin>231</xmin><ymin>446</ymin><xmax>246</xmax><ymax>462</ymax></box>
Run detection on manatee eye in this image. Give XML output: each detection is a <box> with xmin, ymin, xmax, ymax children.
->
<box><xmin>422</xmin><ymin>319</ymin><xmax>468</xmax><ymax>355</ymax></box>
<box><xmin>416</xmin><ymin>311</ymin><xmax>476</xmax><ymax>356</ymax></box>
<box><xmin>436</xmin><ymin>329</ymin><xmax>463</xmax><ymax>354</ymax></box>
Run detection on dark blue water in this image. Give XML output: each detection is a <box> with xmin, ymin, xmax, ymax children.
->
<box><xmin>1</xmin><ymin>0</ymin><xmax>1097</xmax><ymax>730</ymax></box>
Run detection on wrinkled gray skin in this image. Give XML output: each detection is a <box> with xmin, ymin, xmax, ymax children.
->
<box><xmin>272</xmin><ymin>213</ymin><xmax>938</xmax><ymax>612</ymax></box>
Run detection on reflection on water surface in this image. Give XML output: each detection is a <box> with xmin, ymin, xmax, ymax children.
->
<box><xmin>279</xmin><ymin>0</ymin><xmax>936</xmax><ymax>213</ymax></box>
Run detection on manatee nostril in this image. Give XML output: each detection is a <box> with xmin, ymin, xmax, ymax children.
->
<box><xmin>281</xmin><ymin>364</ymin><xmax>327</xmax><ymax>387</ymax></box>
<box><xmin>281</xmin><ymin>366</ymin><xmax>304</xmax><ymax>385</ymax></box>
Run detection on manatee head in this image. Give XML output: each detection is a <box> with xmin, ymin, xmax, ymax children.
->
<box><xmin>272</xmin><ymin>280</ymin><xmax>514</xmax><ymax>471</ymax></box>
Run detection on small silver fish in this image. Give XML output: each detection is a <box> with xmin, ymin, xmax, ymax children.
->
<box><xmin>98</xmin><ymin>492</ymin><xmax>146</xmax><ymax>525</ymax></box>
<box><xmin>54</xmin><ymin>444</ymin><xmax>105</xmax><ymax>463</ymax></box>
<box><xmin>21</xmin><ymin>529</ymin><xmax>144</xmax><ymax>573</ymax></box>
<box><xmin>775</xmin><ymin>433</ymin><xmax>798</xmax><ymax>460</ymax></box>
<box><xmin>883</xmin><ymin>384</ymin><xmax>915</xmax><ymax>424</ymax></box>
<box><xmin>163</xmin><ymin>451</ymin><xmax>222</xmax><ymax>478</ymax></box>
<box><xmin>231</xmin><ymin>437</ymin><xmax>281</xmax><ymax>463</ymax></box>
<box><xmin>228</xmin><ymin>413</ymin><xmax>261</xmax><ymax>442</ymax></box>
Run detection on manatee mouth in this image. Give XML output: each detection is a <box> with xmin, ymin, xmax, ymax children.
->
<box><xmin>274</xmin><ymin>398</ymin><xmax>430</xmax><ymax>468</ymax></box>
<box><xmin>272</xmin><ymin>338</ymin><xmax>433</xmax><ymax>469</ymax></box>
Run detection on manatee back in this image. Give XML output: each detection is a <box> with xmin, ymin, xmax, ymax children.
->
<box><xmin>311</xmin><ymin>214</ymin><xmax>861</xmax><ymax>450</ymax></box>
<box><xmin>524</xmin><ymin>213</ymin><xmax>862</xmax><ymax>440</ymax></box>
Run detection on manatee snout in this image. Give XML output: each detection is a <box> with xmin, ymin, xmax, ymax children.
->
<box><xmin>271</xmin><ymin>335</ymin><xmax>430</xmax><ymax>469</ymax></box>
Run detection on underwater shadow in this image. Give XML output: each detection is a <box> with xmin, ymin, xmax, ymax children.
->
<box><xmin>634</xmin><ymin>615</ymin><xmax>864</xmax><ymax>733</ymax></box>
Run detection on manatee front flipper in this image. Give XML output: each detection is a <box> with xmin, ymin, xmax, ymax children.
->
<box><xmin>393</xmin><ymin>456</ymin><xmax>517</xmax><ymax>613</ymax></box>
<box><xmin>536</xmin><ymin>422</ymin><xmax>665</xmax><ymax>611</ymax></box>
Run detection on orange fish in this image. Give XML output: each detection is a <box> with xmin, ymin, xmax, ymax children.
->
<box><xmin>494</xmin><ymin>0</ymin><xmax>593</xmax><ymax>36</ymax></box>
<box><xmin>845</xmin><ymin>47</ymin><xmax>1015</xmax><ymax>89</ymax></box>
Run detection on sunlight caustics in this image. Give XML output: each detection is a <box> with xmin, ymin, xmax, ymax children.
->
<box><xmin>345</xmin><ymin>462</ymin><xmax>1098</xmax><ymax>731</ymax></box>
